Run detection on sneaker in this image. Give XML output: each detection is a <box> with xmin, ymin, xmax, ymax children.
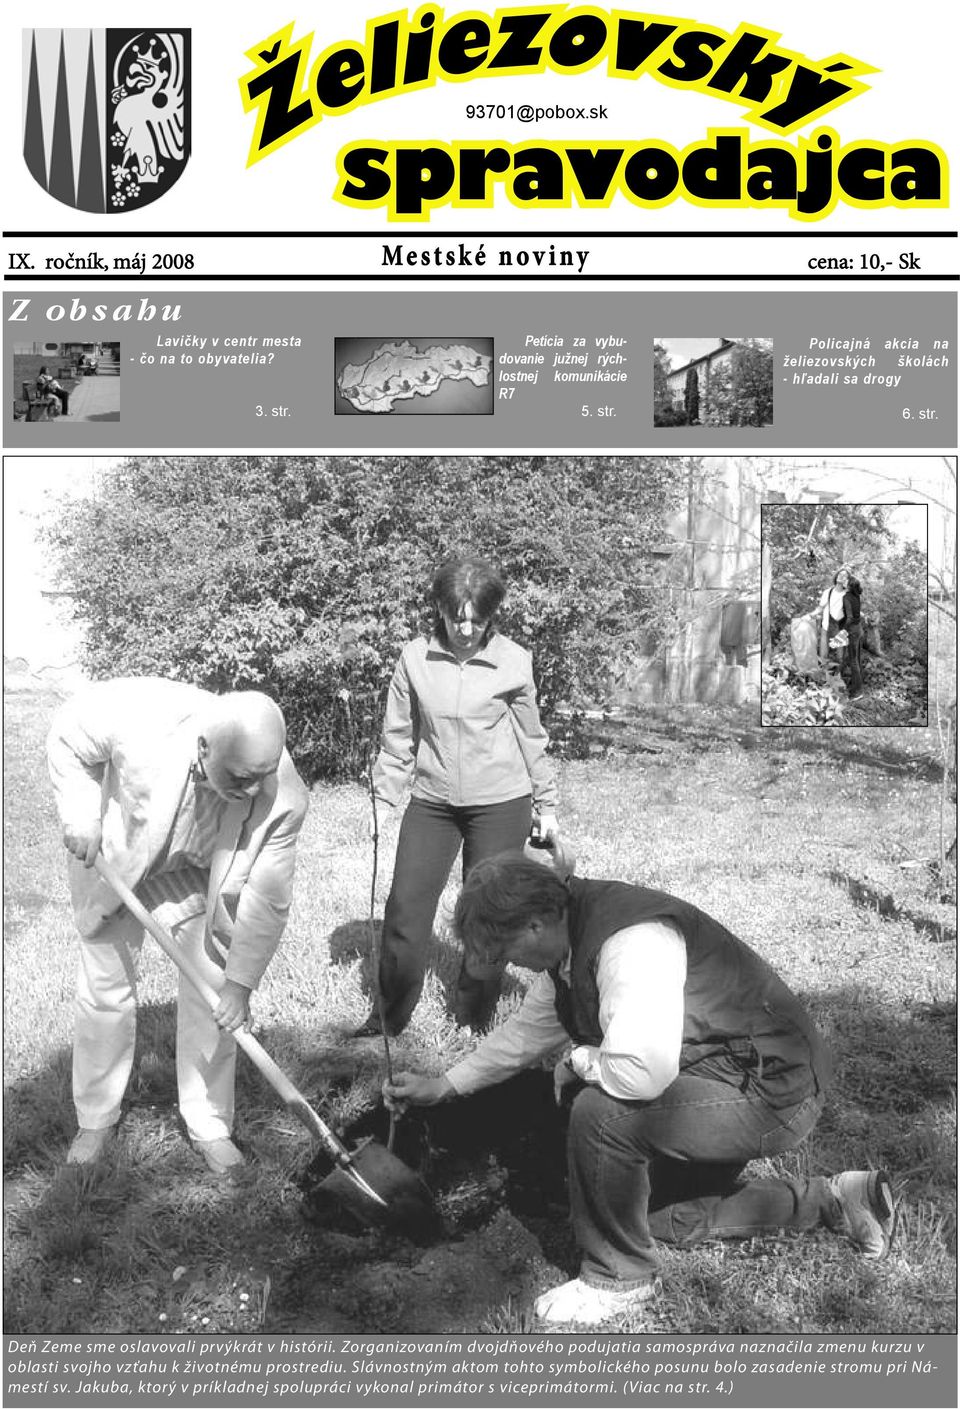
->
<box><xmin>828</xmin><ymin>1170</ymin><xmax>896</xmax><ymax>1258</ymax></box>
<box><xmin>66</xmin><ymin>1126</ymin><xmax>117</xmax><ymax>1165</ymax></box>
<box><xmin>534</xmin><ymin>1276</ymin><xmax>657</xmax><ymax>1327</ymax></box>
<box><xmin>193</xmin><ymin>1137</ymin><xmax>246</xmax><ymax>1177</ymax></box>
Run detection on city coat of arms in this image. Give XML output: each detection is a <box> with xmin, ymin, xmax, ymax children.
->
<box><xmin>23</xmin><ymin>29</ymin><xmax>190</xmax><ymax>212</ymax></box>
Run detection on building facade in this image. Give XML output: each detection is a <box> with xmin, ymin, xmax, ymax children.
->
<box><xmin>664</xmin><ymin>338</ymin><xmax>739</xmax><ymax>414</ymax></box>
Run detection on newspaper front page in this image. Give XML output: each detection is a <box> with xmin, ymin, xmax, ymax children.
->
<box><xmin>3</xmin><ymin>1</ymin><xmax>957</xmax><ymax>1406</ymax></box>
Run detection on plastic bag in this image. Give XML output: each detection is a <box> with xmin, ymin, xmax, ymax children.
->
<box><xmin>790</xmin><ymin>613</ymin><xmax>820</xmax><ymax>672</ymax></box>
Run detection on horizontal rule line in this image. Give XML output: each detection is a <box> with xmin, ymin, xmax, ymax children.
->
<box><xmin>5</xmin><ymin>273</ymin><xmax>958</xmax><ymax>282</ymax></box>
<box><xmin>4</xmin><ymin>229</ymin><xmax>958</xmax><ymax>240</ymax></box>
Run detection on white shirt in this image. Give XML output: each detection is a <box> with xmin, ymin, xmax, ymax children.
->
<box><xmin>137</xmin><ymin>769</ymin><xmax>231</xmax><ymax>925</ymax></box>
<box><xmin>447</xmin><ymin>919</ymin><xmax>687</xmax><ymax>1101</ymax></box>
<box><xmin>821</xmin><ymin>586</ymin><xmax>845</xmax><ymax>629</ymax></box>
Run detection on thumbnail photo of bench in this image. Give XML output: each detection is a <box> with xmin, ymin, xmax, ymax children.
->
<box><xmin>12</xmin><ymin>341</ymin><xmax>121</xmax><ymax>424</ymax></box>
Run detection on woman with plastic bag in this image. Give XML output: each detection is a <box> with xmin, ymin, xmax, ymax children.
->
<box><xmin>817</xmin><ymin>568</ymin><xmax>851</xmax><ymax>665</ymax></box>
<box><xmin>815</xmin><ymin>568</ymin><xmax>864</xmax><ymax>697</ymax></box>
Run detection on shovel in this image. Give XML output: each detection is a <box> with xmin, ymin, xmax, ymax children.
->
<box><xmin>93</xmin><ymin>855</ymin><xmax>438</xmax><ymax>1235</ymax></box>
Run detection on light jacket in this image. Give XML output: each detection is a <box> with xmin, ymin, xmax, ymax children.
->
<box><xmin>372</xmin><ymin>632</ymin><xmax>557</xmax><ymax>810</ymax></box>
<box><xmin>47</xmin><ymin>677</ymin><xmax>310</xmax><ymax>989</ymax></box>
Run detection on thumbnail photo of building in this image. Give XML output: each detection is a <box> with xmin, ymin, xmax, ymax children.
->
<box><xmin>654</xmin><ymin>337</ymin><xmax>773</xmax><ymax>428</ymax></box>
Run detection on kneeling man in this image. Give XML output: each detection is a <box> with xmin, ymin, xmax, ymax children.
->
<box><xmin>48</xmin><ymin>677</ymin><xmax>309</xmax><ymax>1175</ymax></box>
<box><xmin>385</xmin><ymin>854</ymin><xmax>895</xmax><ymax>1327</ymax></box>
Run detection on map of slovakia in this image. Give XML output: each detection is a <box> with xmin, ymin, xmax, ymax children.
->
<box><xmin>337</xmin><ymin>340</ymin><xmax>493</xmax><ymax>413</ymax></box>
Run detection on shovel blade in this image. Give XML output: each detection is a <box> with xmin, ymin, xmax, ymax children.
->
<box><xmin>319</xmin><ymin>1139</ymin><xmax>442</xmax><ymax>1242</ymax></box>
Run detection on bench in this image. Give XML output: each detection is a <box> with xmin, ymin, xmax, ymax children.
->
<box><xmin>22</xmin><ymin>381</ymin><xmax>59</xmax><ymax>422</ymax></box>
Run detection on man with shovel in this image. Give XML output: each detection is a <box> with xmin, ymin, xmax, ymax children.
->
<box><xmin>384</xmin><ymin>851</ymin><xmax>896</xmax><ymax>1327</ymax></box>
<box><xmin>47</xmin><ymin>677</ymin><xmax>309</xmax><ymax>1176</ymax></box>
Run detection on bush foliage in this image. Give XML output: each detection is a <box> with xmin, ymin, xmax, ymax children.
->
<box><xmin>46</xmin><ymin>456</ymin><xmax>692</xmax><ymax>781</ymax></box>
<box><xmin>761</xmin><ymin>655</ymin><xmax>848</xmax><ymax>726</ymax></box>
<box><xmin>765</xmin><ymin>505</ymin><xmax>927</xmax><ymax>657</ymax></box>
<box><xmin>699</xmin><ymin>339</ymin><xmax>774</xmax><ymax>428</ymax></box>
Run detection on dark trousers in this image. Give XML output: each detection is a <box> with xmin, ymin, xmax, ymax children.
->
<box><xmin>845</xmin><ymin>621</ymin><xmax>863</xmax><ymax>696</ymax></box>
<box><xmin>818</xmin><ymin>620</ymin><xmax>842</xmax><ymax>666</ymax></box>
<box><xmin>41</xmin><ymin>385</ymin><xmax>69</xmax><ymax>415</ymax></box>
<box><xmin>377</xmin><ymin>793</ymin><xmax>532</xmax><ymax>1034</ymax></box>
<box><xmin>568</xmin><ymin>1074</ymin><xmax>833</xmax><ymax>1288</ymax></box>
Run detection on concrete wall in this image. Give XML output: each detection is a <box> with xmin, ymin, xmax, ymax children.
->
<box><xmin>613</xmin><ymin>592</ymin><xmax>762</xmax><ymax>706</ymax></box>
<box><xmin>612</xmin><ymin>456</ymin><xmax>763</xmax><ymax>706</ymax></box>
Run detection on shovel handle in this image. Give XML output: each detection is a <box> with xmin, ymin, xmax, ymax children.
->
<box><xmin>92</xmin><ymin>854</ymin><xmax>354</xmax><ymax>1168</ymax></box>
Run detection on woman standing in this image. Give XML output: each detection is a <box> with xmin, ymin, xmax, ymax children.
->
<box><xmin>817</xmin><ymin>567</ymin><xmax>865</xmax><ymax>698</ymax></box>
<box><xmin>840</xmin><ymin>573</ymin><xmax>864</xmax><ymax>699</ymax></box>
<box><xmin>817</xmin><ymin>568</ymin><xmax>850</xmax><ymax>665</ymax></box>
<box><xmin>355</xmin><ymin>555</ymin><xmax>559</xmax><ymax>1037</ymax></box>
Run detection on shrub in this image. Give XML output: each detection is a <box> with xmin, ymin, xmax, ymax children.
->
<box><xmin>765</xmin><ymin>504</ymin><xmax>898</xmax><ymax>649</ymax></box>
<box><xmin>762</xmin><ymin>656</ymin><xmax>847</xmax><ymax>726</ymax></box>
<box><xmin>869</xmin><ymin>541</ymin><xmax>929</xmax><ymax>663</ymax></box>
<box><xmin>701</xmin><ymin>340</ymin><xmax>773</xmax><ymax>428</ymax></box>
<box><xmin>653</xmin><ymin>403</ymin><xmax>689</xmax><ymax>427</ymax></box>
<box><xmin>652</xmin><ymin>341</ymin><xmax>673</xmax><ymax>423</ymax></box>
<box><xmin>46</xmin><ymin>456</ymin><xmax>693</xmax><ymax>781</ymax></box>
<box><xmin>684</xmin><ymin>366</ymin><xmax>700</xmax><ymax>424</ymax></box>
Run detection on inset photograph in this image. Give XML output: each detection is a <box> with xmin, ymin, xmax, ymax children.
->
<box><xmin>335</xmin><ymin>336</ymin><xmax>493</xmax><ymax>415</ymax></box>
<box><xmin>12</xmin><ymin>341</ymin><xmax>121</xmax><ymax>423</ymax></box>
<box><xmin>654</xmin><ymin>337</ymin><xmax>773</xmax><ymax>427</ymax></box>
<box><xmin>761</xmin><ymin>501</ymin><xmax>929</xmax><ymax>726</ymax></box>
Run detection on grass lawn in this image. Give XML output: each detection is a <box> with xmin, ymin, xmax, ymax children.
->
<box><xmin>3</xmin><ymin>683</ymin><xmax>956</xmax><ymax>1334</ymax></box>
